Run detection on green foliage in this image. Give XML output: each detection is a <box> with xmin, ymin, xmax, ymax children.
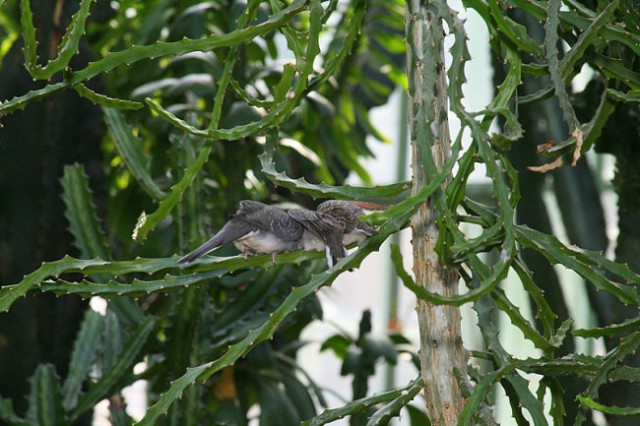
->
<box><xmin>61</xmin><ymin>164</ymin><xmax>110</xmax><ymax>260</ymax></box>
<box><xmin>2</xmin><ymin>0</ymin><xmax>640</xmax><ymax>424</ymax></box>
<box><xmin>301</xmin><ymin>377</ymin><xmax>424</xmax><ymax>426</ymax></box>
<box><xmin>26</xmin><ymin>365</ymin><xmax>67</xmax><ymax>426</ymax></box>
<box><xmin>321</xmin><ymin>310</ymin><xmax>399</xmax><ymax>425</ymax></box>
<box><xmin>20</xmin><ymin>0</ymin><xmax>95</xmax><ymax>80</ymax></box>
<box><xmin>456</xmin><ymin>0</ymin><xmax>640</xmax><ymax>422</ymax></box>
<box><xmin>0</xmin><ymin>304</ymin><xmax>154</xmax><ymax>425</ymax></box>
<box><xmin>2</xmin><ymin>0</ymin><xmax>411</xmax><ymax>423</ymax></box>
<box><xmin>103</xmin><ymin>108</ymin><xmax>166</xmax><ymax>201</ymax></box>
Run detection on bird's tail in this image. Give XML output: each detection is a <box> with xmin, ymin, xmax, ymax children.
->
<box><xmin>178</xmin><ymin>238</ymin><xmax>222</xmax><ymax>263</ymax></box>
<box><xmin>178</xmin><ymin>221</ymin><xmax>249</xmax><ymax>263</ymax></box>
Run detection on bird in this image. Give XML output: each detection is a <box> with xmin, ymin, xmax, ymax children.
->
<box><xmin>288</xmin><ymin>200</ymin><xmax>379</xmax><ymax>267</ymax></box>
<box><xmin>178</xmin><ymin>200</ymin><xmax>306</xmax><ymax>264</ymax></box>
<box><xmin>178</xmin><ymin>199</ymin><xmax>379</xmax><ymax>267</ymax></box>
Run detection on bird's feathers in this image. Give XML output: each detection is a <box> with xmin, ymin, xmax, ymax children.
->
<box><xmin>238</xmin><ymin>200</ymin><xmax>304</xmax><ymax>242</ymax></box>
<box><xmin>178</xmin><ymin>199</ymin><xmax>379</xmax><ymax>266</ymax></box>
<box><xmin>289</xmin><ymin>200</ymin><xmax>377</xmax><ymax>265</ymax></box>
<box><xmin>179</xmin><ymin>200</ymin><xmax>304</xmax><ymax>263</ymax></box>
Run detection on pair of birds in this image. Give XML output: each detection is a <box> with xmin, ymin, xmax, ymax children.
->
<box><xmin>178</xmin><ymin>200</ymin><xmax>379</xmax><ymax>267</ymax></box>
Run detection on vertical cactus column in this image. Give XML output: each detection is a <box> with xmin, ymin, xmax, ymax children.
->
<box><xmin>405</xmin><ymin>1</ymin><xmax>468</xmax><ymax>424</ymax></box>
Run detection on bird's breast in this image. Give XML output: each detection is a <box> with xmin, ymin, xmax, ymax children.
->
<box><xmin>300</xmin><ymin>230</ymin><xmax>325</xmax><ymax>252</ymax></box>
<box><xmin>234</xmin><ymin>231</ymin><xmax>298</xmax><ymax>253</ymax></box>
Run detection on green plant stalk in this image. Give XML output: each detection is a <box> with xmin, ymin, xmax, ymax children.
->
<box><xmin>503</xmin><ymin>0</ymin><xmax>640</xmax><ymax>56</ymax></box>
<box><xmin>260</xmin><ymin>141</ymin><xmax>410</xmax><ymax>201</ymax></box>
<box><xmin>0</xmin><ymin>254</ymin><xmax>309</xmax><ymax>312</ymax></box>
<box><xmin>487</xmin><ymin>0</ymin><xmax>544</xmax><ymax>56</ymax></box>
<box><xmin>73</xmin><ymin>84</ymin><xmax>143</xmax><ymax>110</ymax></box>
<box><xmin>574</xmin><ymin>317</ymin><xmax>640</xmax><ymax>339</ymax></box>
<box><xmin>21</xmin><ymin>0</ymin><xmax>96</xmax><ymax>80</ymax></box>
<box><xmin>208</xmin><ymin>0</ymin><xmax>263</xmax><ymax>133</ymax></box>
<box><xmin>308</xmin><ymin>0</ymin><xmax>367</xmax><ymax>88</ymax></box>
<box><xmin>392</xmin><ymin>245</ymin><xmax>503</xmax><ymax>307</ymax></box>
<box><xmin>545</xmin><ymin>0</ymin><xmax>580</xmax><ymax>134</ymax></box>
<box><xmin>511</xmin><ymin>259</ymin><xmax>557</xmax><ymax>339</ymax></box>
<box><xmin>364</xmin><ymin>377</ymin><xmax>423</xmax><ymax>425</ymax></box>
<box><xmin>516</xmin><ymin>225</ymin><xmax>638</xmax><ymax>304</ymax></box>
<box><xmin>300</xmin><ymin>378</ymin><xmax>421</xmax><ymax>426</ymax></box>
<box><xmin>0</xmin><ymin>82</ymin><xmax>67</xmax><ymax>116</ymax></box>
<box><xmin>559</xmin><ymin>0</ymin><xmax>619</xmax><ymax>80</ymax></box>
<box><xmin>472</xmin><ymin>295</ymin><xmax>549</xmax><ymax>425</ymax></box>
<box><xmin>0</xmin><ymin>396</ymin><xmax>27</xmax><ymax>425</ymax></box>
<box><xmin>19</xmin><ymin>0</ymin><xmax>38</xmax><ymax>74</ymax></box>
<box><xmin>577</xmin><ymin>394</ymin><xmax>640</xmax><ymax>417</ymax></box>
<box><xmin>575</xmin><ymin>332</ymin><xmax>640</xmax><ymax>424</ymax></box>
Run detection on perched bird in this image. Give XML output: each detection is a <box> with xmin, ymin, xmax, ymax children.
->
<box><xmin>178</xmin><ymin>200</ymin><xmax>305</xmax><ymax>264</ymax></box>
<box><xmin>327</xmin><ymin>200</ymin><xmax>379</xmax><ymax>245</ymax></box>
<box><xmin>178</xmin><ymin>199</ymin><xmax>379</xmax><ymax>267</ymax></box>
<box><xmin>288</xmin><ymin>200</ymin><xmax>378</xmax><ymax>266</ymax></box>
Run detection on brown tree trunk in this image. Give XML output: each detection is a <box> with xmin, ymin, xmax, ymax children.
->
<box><xmin>405</xmin><ymin>1</ymin><xmax>469</xmax><ymax>424</ymax></box>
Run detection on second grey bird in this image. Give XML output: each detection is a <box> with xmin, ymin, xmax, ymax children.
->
<box><xmin>289</xmin><ymin>200</ymin><xmax>378</xmax><ymax>267</ymax></box>
<box><xmin>178</xmin><ymin>200</ymin><xmax>305</xmax><ymax>264</ymax></box>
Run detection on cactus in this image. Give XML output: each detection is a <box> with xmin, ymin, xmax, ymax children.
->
<box><xmin>3</xmin><ymin>0</ymin><xmax>640</xmax><ymax>424</ymax></box>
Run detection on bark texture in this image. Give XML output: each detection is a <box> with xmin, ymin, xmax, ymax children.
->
<box><xmin>405</xmin><ymin>1</ymin><xmax>468</xmax><ymax>424</ymax></box>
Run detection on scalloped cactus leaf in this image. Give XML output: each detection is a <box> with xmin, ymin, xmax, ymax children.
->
<box><xmin>71</xmin><ymin>317</ymin><xmax>155</xmax><ymax>420</ymax></box>
<box><xmin>74</xmin><ymin>84</ymin><xmax>143</xmax><ymax>110</ymax></box>
<box><xmin>301</xmin><ymin>377</ymin><xmax>422</xmax><ymax>426</ymax></box>
<box><xmin>61</xmin><ymin>309</ymin><xmax>103</xmax><ymax>411</ymax></box>
<box><xmin>60</xmin><ymin>164</ymin><xmax>110</xmax><ymax>260</ymax></box>
<box><xmin>103</xmin><ymin>108</ymin><xmax>166</xmax><ymax>201</ymax></box>
<box><xmin>0</xmin><ymin>396</ymin><xmax>28</xmax><ymax>426</ymax></box>
<box><xmin>26</xmin><ymin>365</ymin><xmax>67</xmax><ymax>426</ymax></box>
<box><xmin>21</xmin><ymin>0</ymin><xmax>96</xmax><ymax>80</ymax></box>
<box><xmin>260</xmin><ymin>148</ymin><xmax>410</xmax><ymax>201</ymax></box>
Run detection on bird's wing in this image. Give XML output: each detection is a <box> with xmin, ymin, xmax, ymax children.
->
<box><xmin>234</xmin><ymin>200</ymin><xmax>269</xmax><ymax>217</ymax></box>
<box><xmin>288</xmin><ymin>209</ymin><xmax>325</xmax><ymax>238</ymax></box>
<box><xmin>237</xmin><ymin>203</ymin><xmax>303</xmax><ymax>243</ymax></box>
<box><xmin>289</xmin><ymin>207</ymin><xmax>347</xmax><ymax>266</ymax></box>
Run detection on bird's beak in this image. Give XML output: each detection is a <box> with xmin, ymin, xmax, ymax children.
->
<box><xmin>350</xmin><ymin>201</ymin><xmax>386</xmax><ymax>211</ymax></box>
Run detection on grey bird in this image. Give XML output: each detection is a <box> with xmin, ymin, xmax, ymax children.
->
<box><xmin>178</xmin><ymin>200</ymin><xmax>305</xmax><ymax>264</ymax></box>
<box><xmin>288</xmin><ymin>200</ymin><xmax>378</xmax><ymax>267</ymax></box>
